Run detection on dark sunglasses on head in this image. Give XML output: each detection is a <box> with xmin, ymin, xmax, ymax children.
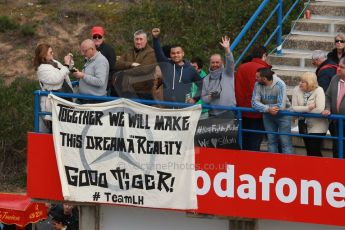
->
<box><xmin>93</xmin><ymin>35</ymin><xmax>103</xmax><ymax>40</ymax></box>
<box><xmin>335</xmin><ymin>40</ymin><xmax>345</xmax><ymax>43</ymax></box>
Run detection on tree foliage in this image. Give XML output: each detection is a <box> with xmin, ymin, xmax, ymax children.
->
<box><xmin>0</xmin><ymin>0</ymin><xmax>304</xmax><ymax>191</ymax></box>
<box><xmin>107</xmin><ymin>0</ymin><xmax>303</xmax><ymax>67</ymax></box>
<box><xmin>0</xmin><ymin>78</ymin><xmax>37</xmax><ymax>191</ymax></box>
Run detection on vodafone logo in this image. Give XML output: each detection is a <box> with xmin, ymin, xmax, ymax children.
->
<box><xmin>196</xmin><ymin>164</ymin><xmax>345</xmax><ymax>208</ymax></box>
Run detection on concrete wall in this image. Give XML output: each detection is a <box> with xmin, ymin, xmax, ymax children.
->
<box><xmin>258</xmin><ymin>220</ymin><xmax>344</xmax><ymax>230</ymax></box>
<box><xmin>99</xmin><ymin>205</ymin><xmax>229</xmax><ymax>230</ymax></box>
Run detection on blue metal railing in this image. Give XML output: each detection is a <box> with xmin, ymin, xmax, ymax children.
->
<box><xmin>230</xmin><ymin>0</ymin><xmax>302</xmax><ymax>66</ymax></box>
<box><xmin>34</xmin><ymin>90</ymin><xmax>345</xmax><ymax>158</ymax></box>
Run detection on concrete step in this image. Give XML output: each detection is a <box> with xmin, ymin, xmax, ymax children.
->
<box><xmin>268</xmin><ymin>52</ymin><xmax>312</xmax><ymax>69</ymax></box>
<box><xmin>292</xmin><ymin>18</ymin><xmax>345</xmax><ymax>35</ymax></box>
<box><xmin>307</xmin><ymin>1</ymin><xmax>345</xmax><ymax>18</ymax></box>
<box><xmin>268</xmin><ymin>50</ymin><xmax>325</xmax><ymax>69</ymax></box>
<box><xmin>271</xmin><ymin>67</ymin><xmax>316</xmax><ymax>88</ymax></box>
<box><xmin>282</xmin><ymin>34</ymin><xmax>334</xmax><ymax>51</ymax></box>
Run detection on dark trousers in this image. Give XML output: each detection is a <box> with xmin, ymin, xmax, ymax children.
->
<box><xmin>242</xmin><ymin>117</ymin><xmax>265</xmax><ymax>151</ymax></box>
<box><xmin>298</xmin><ymin>120</ymin><xmax>325</xmax><ymax>157</ymax></box>
<box><xmin>302</xmin><ymin>133</ymin><xmax>326</xmax><ymax>157</ymax></box>
<box><xmin>329</xmin><ymin>120</ymin><xmax>345</xmax><ymax>158</ymax></box>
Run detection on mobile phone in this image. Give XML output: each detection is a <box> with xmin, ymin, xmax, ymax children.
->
<box><xmin>70</xmin><ymin>67</ymin><xmax>78</xmax><ymax>73</ymax></box>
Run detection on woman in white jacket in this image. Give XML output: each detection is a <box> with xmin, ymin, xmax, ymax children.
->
<box><xmin>292</xmin><ymin>72</ymin><xmax>328</xmax><ymax>157</ymax></box>
<box><xmin>34</xmin><ymin>43</ymin><xmax>73</xmax><ymax>132</ymax></box>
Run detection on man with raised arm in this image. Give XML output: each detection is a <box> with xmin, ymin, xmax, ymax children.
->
<box><xmin>73</xmin><ymin>39</ymin><xmax>109</xmax><ymax>103</ymax></box>
<box><xmin>252</xmin><ymin>67</ymin><xmax>293</xmax><ymax>154</ymax></box>
<box><xmin>201</xmin><ymin>36</ymin><xmax>236</xmax><ymax>118</ymax></box>
<box><xmin>151</xmin><ymin>27</ymin><xmax>202</xmax><ymax>103</ymax></box>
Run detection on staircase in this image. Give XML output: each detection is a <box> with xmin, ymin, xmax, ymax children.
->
<box><xmin>267</xmin><ymin>0</ymin><xmax>345</xmax><ymax>157</ymax></box>
<box><xmin>268</xmin><ymin>0</ymin><xmax>345</xmax><ymax>94</ymax></box>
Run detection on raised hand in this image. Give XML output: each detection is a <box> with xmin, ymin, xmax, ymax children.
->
<box><xmin>219</xmin><ymin>36</ymin><xmax>231</xmax><ymax>54</ymax></box>
<box><xmin>152</xmin><ymin>28</ymin><xmax>160</xmax><ymax>38</ymax></box>
<box><xmin>219</xmin><ymin>36</ymin><xmax>230</xmax><ymax>48</ymax></box>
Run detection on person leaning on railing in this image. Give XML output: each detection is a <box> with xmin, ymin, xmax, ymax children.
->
<box><xmin>292</xmin><ymin>72</ymin><xmax>328</xmax><ymax>157</ymax></box>
<box><xmin>33</xmin><ymin>43</ymin><xmax>73</xmax><ymax>133</ymax></box>
<box><xmin>322</xmin><ymin>57</ymin><xmax>345</xmax><ymax>158</ymax></box>
<box><xmin>252</xmin><ymin>67</ymin><xmax>293</xmax><ymax>154</ymax></box>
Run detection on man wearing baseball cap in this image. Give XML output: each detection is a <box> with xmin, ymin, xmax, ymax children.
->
<box><xmin>91</xmin><ymin>26</ymin><xmax>116</xmax><ymax>96</ymax></box>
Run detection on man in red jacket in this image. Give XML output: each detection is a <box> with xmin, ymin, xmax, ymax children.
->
<box><xmin>235</xmin><ymin>46</ymin><xmax>271</xmax><ymax>151</ymax></box>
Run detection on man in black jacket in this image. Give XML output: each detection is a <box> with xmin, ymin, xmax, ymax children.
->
<box><xmin>312</xmin><ymin>50</ymin><xmax>337</xmax><ymax>92</ymax></box>
<box><xmin>91</xmin><ymin>26</ymin><xmax>116</xmax><ymax>96</ymax></box>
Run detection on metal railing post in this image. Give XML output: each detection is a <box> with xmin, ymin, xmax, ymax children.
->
<box><xmin>338</xmin><ymin>118</ymin><xmax>344</xmax><ymax>158</ymax></box>
<box><xmin>237</xmin><ymin>110</ymin><xmax>243</xmax><ymax>149</ymax></box>
<box><xmin>34</xmin><ymin>90</ymin><xmax>40</xmax><ymax>133</ymax></box>
<box><xmin>277</xmin><ymin>0</ymin><xmax>283</xmax><ymax>55</ymax></box>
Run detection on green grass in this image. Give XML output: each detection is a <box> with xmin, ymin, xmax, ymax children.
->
<box><xmin>0</xmin><ymin>15</ymin><xmax>18</xmax><ymax>32</ymax></box>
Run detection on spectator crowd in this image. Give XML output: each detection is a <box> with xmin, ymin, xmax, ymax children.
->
<box><xmin>34</xmin><ymin>28</ymin><xmax>345</xmax><ymax>159</ymax></box>
<box><xmin>31</xmin><ymin>26</ymin><xmax>345</xmax><ymax>230</ymax></box>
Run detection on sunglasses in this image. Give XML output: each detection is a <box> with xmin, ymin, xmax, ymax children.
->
<box><xmin>335</xmin><ymin>40</ymin><xmax>345</xmax><ymax>43</ymax></box>
<box><xmin>93</xmin><ymin>35</ymin><xmax>103</xmax><ymax>40</ymax></box>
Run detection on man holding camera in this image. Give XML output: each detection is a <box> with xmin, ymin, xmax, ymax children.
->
<box><xmin>73</xmin><ymin>39</ymin><xmax>109</xmax><ymax>103</ymax></box>
<box><xmin>201</xmin><ymin>36</ymin><xmax>236</xmax><ymax>117</ymax></box>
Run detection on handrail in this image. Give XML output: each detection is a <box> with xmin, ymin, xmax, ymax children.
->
<box><xmin>34</xmin><ymin>90</ymin><xmax>345</xmax><ymax>158</ymax></box>
<box><xmin>230</xmin><ymin>0</ymin><xmax>301</xmax><ymax>66</ymax></box>
<box><xmin>230</xmin><ymin>0</ymin><xmax>270</xmax><ymax>52</ymax></box>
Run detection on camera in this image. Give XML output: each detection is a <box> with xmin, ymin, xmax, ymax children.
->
<box><xmin>70</xmin><ymin>67</ymin><xmax>78</xmax><ymax>73</ymax></box>
<box><xmin>211</xmin><ymin>91</ymin><xmax>220</xmax><ymax>98</ymax></box>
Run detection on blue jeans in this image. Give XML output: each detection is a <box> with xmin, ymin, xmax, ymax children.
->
<box><xmin>263</xmin><ymin>113</ymin><xmax>293</xmax><ymax>154</ymax></box>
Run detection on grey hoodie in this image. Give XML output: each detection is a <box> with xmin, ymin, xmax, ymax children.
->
<box><xmin>252</xmin><ymin>75</ymin><xmax>290</xmax><ymax>112</ymax></box>
<box><xmin>201</xmin><ymin>53</ymin><xmax>236</xmax><ymax>116</ymax></box>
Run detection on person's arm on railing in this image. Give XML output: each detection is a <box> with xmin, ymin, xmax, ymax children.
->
<box><xmin>251</xmin><ymin>82</ymin><xmax>269</xmax><ymax>112</ymax></box>
<box><xmin>291</xmin><ymin>86</ymin><xmax>310</xmax><ymax>112</ymax></box>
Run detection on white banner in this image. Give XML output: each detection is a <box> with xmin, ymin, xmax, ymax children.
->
<box><xmin>49</xmin><ymin>95</ymin><xmax>201</xmax><ymax>209</ymax></box>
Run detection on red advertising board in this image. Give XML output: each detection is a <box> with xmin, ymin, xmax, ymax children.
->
<box><xmin>27</xmin><ymin>133</ymin><xmax>345</xmax><ymax>227</ymax></box>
